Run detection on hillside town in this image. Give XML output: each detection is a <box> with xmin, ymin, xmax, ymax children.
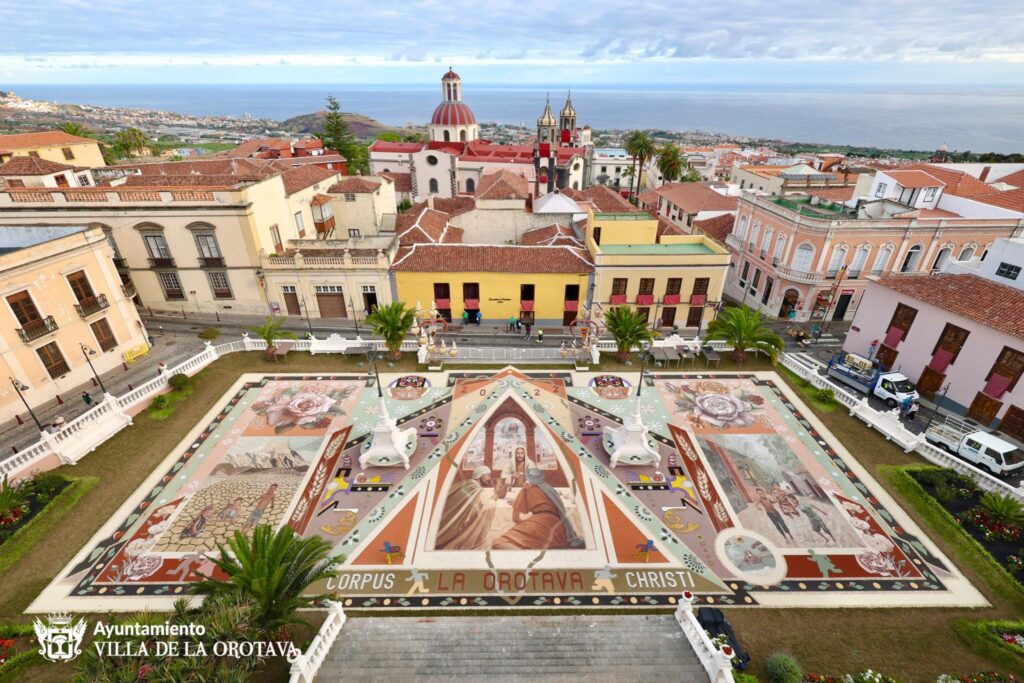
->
<box><xmin>1</xmin><ymin>67</ymin><xmax>1024</xmax><ymax>683</ymax></box>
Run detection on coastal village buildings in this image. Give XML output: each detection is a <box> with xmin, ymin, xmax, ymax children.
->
<box><xmin>0</xmin><ymin>131</ymin><xmax>105</xmax><ymax>169</ymax></box>
<box><xmin>730</xmin><ymin>163</ymin><xmax>868</xmax><ymax>197</ymax></box>
<box><xmin>217</xmin><ymin>137</ymin><xmax>348</xmax><ymax>173</ymax></box>
<box><xmin>723</xmin><ymin>164</ymin><xmax>1024</xmax><ymax>323</ymax></box>
<box><xmin>844</xmin><ymin>237</ymin><xmax>1024</xmax><ymax>437</ymax></box>
<box><xmin>0</xmin><ymin>156</ymin><xmax>96</xmax><ymax>188</ymax></box>
<box><xmin>0</xmin><ymin>224</ymin><xmax>146</xmax><ymax>423</ymax></box>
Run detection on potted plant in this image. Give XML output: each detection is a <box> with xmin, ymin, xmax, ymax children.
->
<box><xmin>244</xmin><ymin>317</ymin><xmax>296</xmax><ymax>360</ymax></box>
<box><xmin>705</xmin><ymin>305</ymin><xmax>784</xmax><ymax>364</ymax></box>
<box><xmin>365</xmin><ymin>302</ymin><xmax>416</xmax><ymax>361</ymax></box>
<box><xmin>603</xmin><ymin>306</ymin><xmax>655</xmax><ymax>363</ymax></box>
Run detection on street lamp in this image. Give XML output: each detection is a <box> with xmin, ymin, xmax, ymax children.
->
<box><xmin>636</xmin><ymin>341</ymin><xmax>653</xmax><ymax>397</ymax></box>
<box><xmin>10</xmin><ymin>377</ymin><xmax>43</xmax><ymax>432</ymax></box>
<box><xmin>299</xmin><ymin>294</ymin><xmax>313</xmax><ymax>336</ymax></box>
<box><xmin>925</xmin><ymin>382</ymin><xmax>952</xmax><ymax>430</ymax></box>
<box><xmin>366</xmin><ymin>346</ymin><xmax>383</xmax><ymax>398</ymax></box>
<box><xmin>79</xmin><ymin>343</ymin><xmax>107</xmax><ymax>394</ymax></box>
<box><xmin>349</xmin><ymin>296</ymin><xmax>361</xmax><ymax>337</ymax></box>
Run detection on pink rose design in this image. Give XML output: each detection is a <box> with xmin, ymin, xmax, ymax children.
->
<box><xmin>692</xmin><ymin>392</ymin><xmax>755</xmax><ymax>429</ymax></box>
<box><xmin>265</xmin><ymin>392</ymin><xmax>336</xmax><ymax>428</ymax></box>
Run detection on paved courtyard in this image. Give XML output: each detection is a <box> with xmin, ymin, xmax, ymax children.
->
<box><xmin>30</xmin><ymin>367</ymin><xmax>984</xmax><ymax>613</ymax></box>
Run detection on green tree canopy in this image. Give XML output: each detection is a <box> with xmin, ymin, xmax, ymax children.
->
<box><xmin>624</xmin><ymin>131</ymin><xmax>656</xmax><ymax>198</ymax></box>
<box><xmin>603</xmin><ymin>306</ymin><xmax>655</xmax><ymax>362</ymax></box>
<box><xmin>316</xmin><ymin>95</ymin><xmax>369</xmax><ymax>175</ymax></box>
<box><xmin>365</xmin><ymin>302</ymin><xmax>416</xmax><ymax>359</ymax></box>
<box><xmin>705</xmin><ymin>305</ymin><xmax>784</xmax><ymax>364</ymax></box>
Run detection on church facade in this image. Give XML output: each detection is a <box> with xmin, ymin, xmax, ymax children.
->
<box><xmin>369</xmin><ymin>70</ymin><xmax>593</xmax><ymax>200</ymax></box>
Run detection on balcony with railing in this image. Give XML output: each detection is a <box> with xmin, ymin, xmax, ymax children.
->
<box><xmin>198</xmin><ymin>256</ymin><xmax>226</xmax><ymax>268</ymax></box>
<box><xmin>44</xmin><ymin>359</ymin><xmax>70</xmax><ymax>379</ymax></box>
<box><xmin>112</xmin><ymin>257</ymin><xmax>127</xmax><ymax>269</ymax></box>
<box><xmin>17</xmin><ymin>315</ymin><xmax>58</xmax><ymax>343</ymax></box>
<box><xmin>148</xmin><ymin>257</ymin><xmax>176</xmax><ymax>268</ymax></box>
<box><xmin>164</xmin><ymin>288</ymin><xmax>186</xmax><ymax>300</ymax></box>
<box><xmin>74</xmin><ymin>294</ymin><xmax>109</xmax><ymax>318</ymax></box>
<box><xmin>775</xmin><ymin>265</ymin><xmax>827</xmax><ymax>284</ymax></box>
<box><xmin>121</xmin><ymin>282</ymin><xmax>137</xmax><ymax>299</ymax></box>
<box><xmin>98</xmin><ymin>336</ymin><xmax>118</xmax><ymax>352</ymax></box>
<box><xmin>314</xmin><ymin>215</ymin><xmax>336</xmax><ymax>235</ymax></box>
<box><xmin>724</xmin><ymin>233</ymin><xmax>745</xmax><ymax>251</ymax></box>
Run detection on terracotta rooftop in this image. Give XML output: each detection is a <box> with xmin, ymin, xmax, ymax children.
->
<box><xmin>875</xmin><ymin>273</ymin><xmax>1024</xmax><ymax>341</ymax></box>
<box><xmin>648</xmin><ymin>182</ymin><xmax>738</xmax><ymax>214</ymax></box>
<box><xmin>281</xmin><ymin>166</ymin><xmax>338</xmax><ymax>195</ymax></box>
<box><xmin>476</xmin><ymin>169</ymin><xmax>530</xmax><ymax>200</ymax></box>
<box><xmin>379</xmin><ymin>171</ymin><xmax>412</xmax><ymax>193</ymax></box>
<box><xmin>562</xmin><ymin>185</ymin><xmax>639</xmax><ymax>213</ymax></box>
<box><xmin>972</xmin><ymin>188</ymin><xmax>1024</xmax><ymax>213</ymax></box>
<box><xmin>103</xmin><ymin>158</ymin><xmax>279</xmax><ymax>177</ymax></box>
<box><xmin>396</xmin><ymin>205</ymin><xmax>461</xmax><ymax>246</ymax></box>
<box><xmin>121</xmin><ymin>174</ymin><xmax>263</xmax><ymax>188</ymax></box>
<box><xmin>0</xmin><ymin>156</ymin><xmax>79</xmax><ymax>176</ymax></box>
<box><xmin>905</xmin><ymin>164</ymin><xmax>993</xmax><ymax>199</ymax></box>
<box><xmin>220</xmin><ymin>138</ymin><xmax>292</xmax><ymax>158</ymax></box>
<box><xmin>999</xmin><ymin>169</ymin><xmax>1024</xmax><ymax>189</ymax></box>
<box><xmin>0</xmin><ymin>131</ymin><xmax>98</xmax><ymax>150</ymax></box>
<box><xmin>807</xmin><ymin>186</ymin><xmax>857</xmax><ymax>202</ymax></box>
<box><xmin>520</xmin><ymin>223</ymin><xmax>582</xmax><ymax>247</ymax></box>
<box><xmin>431</xmin><ymin>195</ymin><xmax>476</xmax><ymax>217</ymax></box>
<box><xmin>691</xmin><ymin>213</ymin><xmax>735</xmax><ymax>244</ymax></box>
<box><xmin>655</xmin><ymin>216</ymin><xmax>686</xmax><ymax>239</ymax></box>
<box><xmin>391</xmin><ymin>244</ymin><xmax>593</xmax><ymax>273</ymax></box>
<box><xmin>884</xmin><ymin>170</ymin><xmax>944</xmax><ymax>189</ymax></box>
<box><xmin>329</xmin><ymin>176</ymin><xmax>381</xmax><ymax>194</ymax></box>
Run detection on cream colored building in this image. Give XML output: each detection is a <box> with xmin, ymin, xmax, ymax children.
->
<box><xmin>0</xmin><ymin>225</ymin><xmax>146</xmax><ymax>423</ymax></box>
<box><xmin>0</xmin><ymin>131</ymin><xmax>105</xmax><ymax>169</ymax></box>
<box><xmin>0</xmin><ymin>165</ymin><xmax>342</xmax><ymax>316</ymax></box>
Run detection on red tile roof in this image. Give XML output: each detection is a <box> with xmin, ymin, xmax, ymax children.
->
<box><xmin>808</xmin><ymin>186</ymin><xmax>857</xmax><ymax>202</ymax></box>
<box><xmin>328</xmin><ymin>176</ymin><xmax>381</xmax><ymax>194</ymax></box>
<box><xmin>281</xmin><ymin>166</ymin><xmax>338</xmax><ymax>195</ymax></box>
<box><xmin>874</xmin><ymin>273</ymin><xmax>1024</xmax><ymax>341</ymax></box>
<box><xmin>655</xmin><ymin>216</ymin><xmax>686</xmax><ymax>239</ymax></box>
<box><xmin>379</xmin><ymin>171</ymin><xmax>412</xmax><ymax>192</ymax></box>
<box><xmin>999</xmin><ymin>169</ymin><xmax>1024</xmax><ymax>189</ymax></box>
<box><xmin>692</xmin><ymin>213</ymin><xmax>735</xmax><ymax>244</ymax></box>
<box><xmin>0</xmin><ymin>131</ymin><xmax>98</xmax><ymax>150</ymax></box>
<box><xmin>396</xmin><ymin>205</ymin><xmax>459</xmax><ymax>246</ymax></box>
<box><xmin>391</xmin><ymin>244</ymin><xmax>593</xmax><ymax>273</ymax></box>
<box><xmin>431</xmin><ymin>101</ymin><xmax>477</xmax><ymax>126</ymax></box>
<box><xmin>0</xmin><ymin>156</ymin><xmax>79</xmax><ymax>176</ymax></box>
<box><xmin>476</xmin><ymin>169</ymin><xmax>530</xmax><ymax>200</ymax></box>
<box><xmin>520</xmin><ymin>223</ymin><xmax>582</xmax><ymax>247</ymax></box>
<box><xmin>562</xmin><ymin>185</ymin><xmax>639</xmax><ymax>213</ymax></box>
<box><xmin>104</xmin><ymin>158</ymin><xmax>277</xmax><ymax>177</ymax></box>
<box><xmin>972</xmin><ymin>188</ymin><xmax>1024</xmax><ymax>213</ymax></box>
<box><xmin>883</xmin><ymin>170</ymin><xmax>944</xmax><ymax>188</ymax></box>
<box><xmin>369</xmin><ymin>140</ymin><xmax>424</xmax><ymax>153</ymax></box>
<box><xmin>648</xmin><ymin>182</ymin><xmax>738</xmax><ymax>214</ymax></box>
<box><xmin>905</xmin><ymin>164</ymin><xmax>992</xmax><ymax>199</ymax></box>
<box><xmin>121</xmin><ymin>174</ymin><xmax>264</xmax><ymax>188</ymax></box>
<box><xmin>220</xmin><ymin>138</ymin><xmax>292</xmax><ymax>158</ymax></box>
<box><xmin>431</xmin><ymin>195</ymin><xmax>475</xmax><ymax>216</ymax></box>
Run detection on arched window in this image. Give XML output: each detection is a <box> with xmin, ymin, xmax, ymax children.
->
<box><xmin>443</xmin><ymin>130</ymin><xmax>451</xmax><ymax>142</ymax></box>
<box><xmin>761</xmin><ymin>227</ymin><xmax>773</xmax><ymax>255</ymax></box>
<box><xmin>466</xmin><ymin>178</ymin><xmax>475</xmax><ymax>193</ymax></box>
<box><xmin>849</xmin><ymin>246</ymin><xmax>870</xmax><ymax>276</ymax></box>
<box><xmin>959</xmin><ymin>246</ymin><xmax>975</xmax><ymax>261</ymax></box>
<box><xmin>932</xmin><ymin>247</ymin><xmax>952</xmax><ymax>271</ymax></box>
<box><xmin>792</xmin><ymin>243</ymin><xmax>815</xmax><ymax>272</ymax></box>
<box><xmin>981</xmin><ymin>248</ymin><xmax>989</xmax><ymax>261</ymax></box>
<box><xmin>736</xmin><ymin>215</ymin><xmax>748</xmax><ymax>240</ymax></box>
<box><xmin>826</xmin><ymin>245</ymin><xmax>848</xmax><ymax>275</ymax></box>
<box><xmin>872</xmin><ymin>246</ymin><xmax>893</xmax><ymax>274</ymax></box>
<box><xmin>572</xmin><ymin>181</ymin><xmax>579</xmax><ymax>189</ymax></box>
<box><xmin>460</xmin><ymin>130</ymin><xmax>466</xmax><ymax>142</ymax></box>
<box><xmin>901</xmin><ymin>244</ymin><xmax>923</xmax><ymax>272</ymax></box>
<box><xmin>749</xmin><ymin>221</ymin><xmax>760</xmax><ymax>248</ymax></box>
<box><xmin>773</xmin><ymin>235</ymin><xmax>786</xmax><ymax>263</ymax></box>
<box><xmin>429</xmin><ymin>178</ymin><xmax>439</xmax><ymax>194</ymax></box>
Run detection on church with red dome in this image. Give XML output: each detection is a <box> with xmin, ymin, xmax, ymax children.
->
<box><xmin>428</xmin><ymin>69</ymin><xmax>480</xmax><ymax>143</ymax></box>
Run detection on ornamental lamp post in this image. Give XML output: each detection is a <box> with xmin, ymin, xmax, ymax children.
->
<box><xmin>10</xmin><ymin>377</ymin><xmax>43</xmax><ymax>432</ymax></box>
<box><xmin>350</xmin><ymin>296</ymin><xmax>361</xmax><ymax>337</ymax></box>
<box><xmin>79</xmin><ymin>343</ymin><xmax>107</xmax><ymax>394</ymax></box>
<box><xmin>366</xmin><ymin>346</ymin><xmax>383</xmax><ymax>398</ymax></box>
<box><xmin>925</xmin><ymin>382</ymin><xmax>952</xmax><ymax>430</ymax></box>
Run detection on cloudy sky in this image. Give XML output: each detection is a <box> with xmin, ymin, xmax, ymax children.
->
<box><xmin>1</xmin><ymin>0</ymin><xmax>1022</xmax><ymax>85</ymax></box>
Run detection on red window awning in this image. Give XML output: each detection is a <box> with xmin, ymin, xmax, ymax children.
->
<box><xmin>663</xmin><ymin>294</ymin><xmax>681</xmax><ymax>305</ymax></box>
<box><xmin>520</xmin><ymin>300</ymin><xmax>535</xmax><ymax>311</ymax></box>
<box><xmin>690</xmin><ymin>294</ymin><xmax>707</xmax><ymax>306</ymax></box>
<box><xmin>464</xmin><ymin>299</ymin><xmax>479</xmax><ymax>309</ymax></box>
<box><xmin>637</xmin><ymin>294</ymin><xmax>654</xmax><ymax>306</ymax></box>
<box><xmin>609</xmin><ymin>294</ymin><xmax>628</xmax><ymax>305</ymax></box>
<box><xmin>435</xmin><ymin>298</ymin><xmax>451</xmax><ymax>309</ymax></box>
<box><xmin>564</xmin><ymin>300</ymin><xmax>579</xmax><ymax>311</ymax></box>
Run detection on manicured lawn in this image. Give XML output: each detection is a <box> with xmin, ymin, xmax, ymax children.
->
<box><xmin>0</xmin><ymin>350</ymin><xmax>1021</xmax><ymax>680</ymax></box>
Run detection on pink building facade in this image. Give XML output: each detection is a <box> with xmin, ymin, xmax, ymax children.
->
<box><xmin>844</xmin><ymin>274</ymin><xmax>1024</xmax><ymax>439</ymax></box>
<box><xmin>724</xmin><ymin>193</ymin><xmax>1024</xmax><ymax>322</ymax></box>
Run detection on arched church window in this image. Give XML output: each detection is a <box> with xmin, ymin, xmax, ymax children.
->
<box><xmin>429</xmin><ymin>178</ymin><xmax>439</xmax><ymax>194</ymax></box>
<box><xmin>466</xmin><ymin>178</ymin><xmax>475</xmax><ymax>193</ymax></box>
<box><xmin>444</xmin><ymin>131</ymin><xmax>451</xmax><ymax>142</ymax></box>
<box><xmin>460</xmin><ymin>130</ymin><xmax>466</xmax><ymax>142</ymax></box>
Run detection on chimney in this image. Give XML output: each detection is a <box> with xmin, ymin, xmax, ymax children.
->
<box><xmin>427</xmin><ymin>195</ymin><xmax>434</xmax><ymax>209</ymax></box>
<box><xmin>979</xmin><ymin>166</ymin><xmax>991</xmax><ymax>182</ymax></box>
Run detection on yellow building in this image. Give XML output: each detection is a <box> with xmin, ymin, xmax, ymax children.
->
<box><xmin>0</xmin><ymin>224</ymin><xmax>146</xmax><ymax>423</ymax></box>
<box><xmin>391</xmin><ymin>244</ymin><xmax>593</xmax><ymax>326</ymax></box>
<box><xmin>0</xmin><ymin>131</ymin><xmax>106</xmax><ymax>168</ymax></box>
<box><xmin>586</xmin><ymin>210</ymin><xmax>731</xmax><ymax>330</ymax></box>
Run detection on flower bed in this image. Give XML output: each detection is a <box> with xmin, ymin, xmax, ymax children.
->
<box><xmin>0</xmin><ymin>473</ymin><xmax>70</xmax><ymax>548</ymax></box>
<box><xmin>909</xmin><ymin>468</ymin><xmax>1023</xmax><ymax>586</ymax></box>
<box><xmin>0</xmin><ymin>623</ymin><xmax>41</xmax><ymax>675</ymax></box>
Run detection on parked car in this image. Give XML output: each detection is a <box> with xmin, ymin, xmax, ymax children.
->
<box><xmin>925</xmin><ymin>415</ymin><xmax>1024</xmax><ymax>476</ymax></box>
<box><xmin>827</xmin><ymin>352</ymin><xmax>918</xmax><ymax>407</ymax></box>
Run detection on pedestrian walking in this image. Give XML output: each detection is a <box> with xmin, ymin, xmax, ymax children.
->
<box><xmin>81</xmin><ymin>391</ymin><xmax>93</xmax><ymax>406</ymax></box>
<box><xmin>507</xmin><ymin>315</ymin><xmax>516</xmax><ymax>333</ymax></box>
<box><xmin>524</xmin><ymin>323</ymin><xmax>532</xmax><ymax>339</ymax></box>
<box><xmin>462</xmin><ymin>310</ymin><xmax>469</xmax><ymax>326</ymax></box>
<box><xmin>476</xmin><ymin>310</ymin><xmax>482</xmax><ymax>325</ymax></box>
<box><xmin>536</xmin><ymin>329</ymin><xmax>544</xmax><ymax>344</ymax></box>
<box><xmin>516</xmin><ymin>317</ymin><xmax>522</xmax><ymax>331</ymax></box>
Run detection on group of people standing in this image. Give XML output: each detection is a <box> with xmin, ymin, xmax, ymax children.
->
<box><xmin>755</xmin><ymin>483</ymin><xmax>837</xmax><ymax>544</ymax></box>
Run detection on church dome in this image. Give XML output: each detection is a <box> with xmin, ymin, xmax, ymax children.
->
<box><xmin>431</xmin><ymin>101</ymin><xmax>477</xmax><ymax>126</ymax></box>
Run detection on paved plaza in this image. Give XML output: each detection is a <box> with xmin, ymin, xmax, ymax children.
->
<box><xmin>30</xmin><ymin>367</ymin><xmax>984</xmax><ymax>613</ymax></box>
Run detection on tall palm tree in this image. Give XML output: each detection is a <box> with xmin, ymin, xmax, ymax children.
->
<box><xmin>657</xmin><ymin>143</ymin><xmax>685</xmax><ymax>183</ymax></box>
<box><xmin>114</xmin><ymin>127</ymin><xmax>150</xmax><ymax>157</ymax></box>
<box><xmin>705</xmin><ymin>305</ymin><xmax>784</xmax><ymax>364</ymax></box>
<box><xmin>60</xmin><ymin>122</ymin><xmax>92</xmax><ymax>138</ymax></box>
<box><xmin>244</xmin><ymin>316</ymin><xmax>296</xmax><ymax>358</ymax></box>
<box><xmin>192</xmin><ymin>525</ymin><xmax>339</xmax><ymax>634</ymax></box>
<box><xmin>603</xmin><ymin>305</ymin><xmax>655</xmax><ymax>362</ymax></box>
<box><xmin>365</xmin><ymin>301</ymin><xmax>415</xmax><ymax>359</ymax></box>
<box><xmin>624</xmin><ymin>131</ymin><xmax>656</xmax><ymax>199</ymax></box>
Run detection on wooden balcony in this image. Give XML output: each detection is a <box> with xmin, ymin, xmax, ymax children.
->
<box><xmin>314</xmin><ymin>215</ymin><xmax>336</xmax><ymax>234</ymax></box>
<box><xmin>75</xmin><ymin>294</ymin><xmax>109</xmax><ymax>318</ymax></box>
<box><xmin>198</xmin><ymin>256</ymin><xmax>226</xmax><ymax>268</ymax></box>
<box><xmin>44</xmin><ymin>359</ymin><xmax>70</xmax><ymax>379</ymax></box>
<box><xmin>17</xmin><ymin>315</ymin><xmax>58</xmax><ymax>343</ymax></box>
<box><xmin>148</xmin><ymin>257</ymin><xmax>176</xmax><ymax>268</ymax></box>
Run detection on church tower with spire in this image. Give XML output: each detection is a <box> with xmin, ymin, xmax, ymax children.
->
<box><xmin>559</xmin><ymin>91</ymin><xmax>576</xmax><ymax>143</ymax></box>
<box><xmin>429</xmin><ymin>68</ymin><xmax>479</xmax><ymax>143</ymax></box>
<box><xmin>536</xmin><ymin>95</ymin><xmax>557</xmax><ymax>145</ymax></box>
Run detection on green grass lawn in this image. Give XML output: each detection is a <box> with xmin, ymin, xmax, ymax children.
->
<box><xmin>0</xmin><ymin>351</ymin><xmax>1021</xmax><ymax>681</ymax></box>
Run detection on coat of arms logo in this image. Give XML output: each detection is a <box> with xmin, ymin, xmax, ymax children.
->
<box><xmin>33</xmin><ymin>612</ymin><xmax>87</xmax><ymax>662</ymax></box>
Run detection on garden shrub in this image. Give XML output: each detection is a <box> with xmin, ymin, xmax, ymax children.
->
<box><xmin>814</xmin><ymin>387</ymin><xmax>836</xmax><ymax>405</ymax></box>
<box><xmin>933</xmin><ymin>483</ymin><xmax>956</xmax><ymax>505</ymax></box>
<box><xmin>150</xmin><ymin>395</ymin><xmax>170</xmax><ymax>410</ymax></box>
<box><xmin>167</xmin><ymin>373</ymin><xmax>192</xmax><ymax>392</ymax></box>
<box><xmin>198</xmin><ymin>327</ymin><xmax>220</xmax><ymax>340</ymax></box>
<box><xmin>765</xmin><ymin>653</ymin><xmax>802</xmax><ymax>683</ymax></box>
<box><xmin>734</xmin><ymin>673</ymin><xmax>760</xmax><ymax>683</ymax></box>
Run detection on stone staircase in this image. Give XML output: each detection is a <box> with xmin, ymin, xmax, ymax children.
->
<box><xmin>314</xmin><ymin>614</ymin><xmax>709</xmax><ymax>683</ymax></box>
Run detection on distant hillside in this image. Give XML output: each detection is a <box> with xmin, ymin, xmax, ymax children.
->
<box><xmin>280</xmin><ymin>111</ymin><xmax>423</xmax><ymax>140</ymax></box>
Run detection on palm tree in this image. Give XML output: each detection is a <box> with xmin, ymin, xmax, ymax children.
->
<box><xmin>603</xmin><ymin>306</ymin><xmax>655</xmax><ymax>363</ymax></box>
<box><xmin>624</xmin><ymin>131</ymin><xmax>656</xmax><ymax>199</ymax></box>
<box><xmin>979</xmin><ymin>492</ymin><xmax>1024</xmax><ymax>526</ymax></box>
<box><xmin>657</xmin><ymin>143</ymin><xmax>685</xmax><ymax>183</ymax></box>
<box><xmin>705</xmin><ymin>305</ymin><xmax>784</xmax><ymax>364</ymax></box>
<box><xmin>60</xmin><ymin>122</ymin><xmax>92</xmax><ymax>138</ymax></box>
<box><xmin>365</xmin><ymin>302</ymin><xmax>415</xmax><ymax>360</ymax></box>
<box><xmin>193</xmin><ymin>525</ymin><xmax>339</xmax><ymax>634</ymax></box>
<box><xmin>114</xmin><ymin>127</ymin><xmax>150</xmax><ymax>157</ymax></box>
<box><xmin>244</xmin><ymin>316</ymin><xmax>296</xmax><ymax>358</ymax></box>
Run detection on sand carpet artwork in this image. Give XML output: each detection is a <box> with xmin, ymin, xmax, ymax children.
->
<box><xmin>30</xmin><ymin>369</ymin><xmax>985</xmax><ymax>613</ymax></box>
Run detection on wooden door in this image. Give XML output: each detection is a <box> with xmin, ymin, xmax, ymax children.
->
<box><xmin>998</xmin><ymin>405</ymin><xmax>1024</xmax><ymax>442</ymax></box>
<box><xmin>685</xmin><ymin>306</ymin><xmax>703</xmax><ymax>328</ymax></box>
<box><xmin>562</xmin><ymin>311</ymin><xmax>577</xmax><ymax>326</ymax></box>
<box><xmin>875</xmin><ymin>344</ymin><xmax>899</xmax><ymax>371</ymax></box>
<box><xmin>967</xmin><ymin>391</ymin><xmax>1002</xmax><ymax>427</ymax></box>
<box><xmin>917</xmin><ymin>366</ymin><xmax>946</xmax><ymax>400</ymax></box>
<box><xmin>316</xmin><ymin>294</ymin><xmax>346</xmax><ymax>318</ymax></box>
<box><xmin>283</xmin><ymin>293</ymin><xmax>301</xmax><ymax>315</ymax></box>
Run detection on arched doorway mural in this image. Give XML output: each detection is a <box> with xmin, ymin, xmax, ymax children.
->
<box><xmin>779</xmin><ymin>288</ymin><xmax>800</xmax><ymax>319</ymax></box>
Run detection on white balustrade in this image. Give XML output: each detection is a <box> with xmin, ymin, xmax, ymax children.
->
<box><xmin>288</xmin><ymin>601</ymin><xmax>346</xmax><ymax>683</ymax></box>
<box><xmin>674</xmin><ymin>592</ymin><xmax>736</xmax><ymax>683</ymax></box>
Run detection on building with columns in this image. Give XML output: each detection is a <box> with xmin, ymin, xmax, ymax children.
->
<box><xmin>723</xmin><ymin>165</ymin><xmax>1024</xmax><ymax>322</ymax></box>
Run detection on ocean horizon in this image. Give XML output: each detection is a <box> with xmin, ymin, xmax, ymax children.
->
<box><xmin>6</xmin><ymin>83</ymin><xmax>1024</xmax><ymax>153</ymax></box>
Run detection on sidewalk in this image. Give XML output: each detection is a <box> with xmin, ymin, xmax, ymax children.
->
<box><xmin>0</xmin><ymin>328</ymin><xmax>207</xmax><ymax>459</ymax></box>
